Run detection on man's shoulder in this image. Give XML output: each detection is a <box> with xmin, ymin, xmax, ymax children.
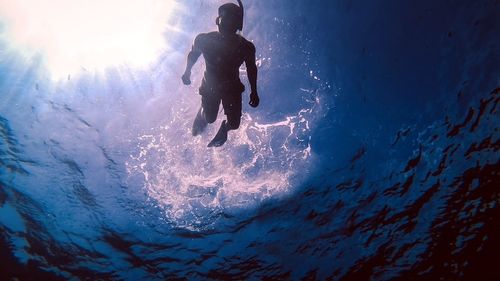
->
<box><xmin>195</xmin><ymin>32</ymin><xmax>218</xmax><ymax>43</ymax></box>
<box><xmin>239</xmin><ymin>35</ymin><xmax>256</xmax><ymax>52</ymax></box>
<box><xmin>198</xmin><ymin>31</ymin><xmax>219</xmax><ymax>39</ymax></box>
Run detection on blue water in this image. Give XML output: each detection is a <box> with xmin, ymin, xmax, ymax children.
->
<box><xmin>1</xmin><ymin>1</ymin><xmax>499</xmax><ymax>280</ymax></box>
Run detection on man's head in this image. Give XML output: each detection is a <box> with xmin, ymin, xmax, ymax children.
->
<box><xmin>216</xmin><ymin>2</ymin><xmax>243</xmax><ymax>34</ymax></box>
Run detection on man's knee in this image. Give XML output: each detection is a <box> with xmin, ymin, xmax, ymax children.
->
<box><xmin>201</xmin><ymin>104</ymin><xmax>218</xmax><ymax>124</ymax></box>
<box><xmin>204</xmin><ymin>111</ymin><xmax>217</xmax><ymax>124</ymax></box>
<box><xmin>226</xmin><ymin>117</ymin><xmax>240</xmax><ymax>130</ymax></box>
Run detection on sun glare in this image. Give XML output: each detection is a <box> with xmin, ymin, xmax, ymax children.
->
<box><xmin>0</xmin><ymin>0</ymin><xmax>177</xmax><ymax>79</ymax></box>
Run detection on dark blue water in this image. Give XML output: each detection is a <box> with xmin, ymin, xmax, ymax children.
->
<box><xmin>1</xmin><ymin>1</ymin><xmax>499</xmax><ymax>280</ymax></box>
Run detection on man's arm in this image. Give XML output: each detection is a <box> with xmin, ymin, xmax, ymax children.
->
<box><xmin>182</xmin><ymin>35</ymin><xmax>203</xmax><ymax>85</ymax></box>
<box><xmin>245</xmin><ymin>42</ymin><xmax>259</xmax><ymax>107</ymax></box>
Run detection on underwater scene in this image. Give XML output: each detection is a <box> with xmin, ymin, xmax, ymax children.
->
<box><xmin>0</xmin><ymin>0</ymin><xmax>499</xmax><ymax>280</ymax></box>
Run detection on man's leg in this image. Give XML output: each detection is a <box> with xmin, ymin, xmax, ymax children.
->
<box><xmin>193</xmin><ymin>92</ymin><xmax>220</xmax><ymax>136</ymax></box>
<box><xmin>201</xmin><ymin>94</ymin><xmax>220</xmax><ymax>124</ymax></box>
<box><xmin>224</xmin><ymin>98</ymin><xmax>242</xmax><ymax>130</ymax></box>
<box><xmin>207</xmin><ymin>93</ymin><xmax>242</xmax><ymax>147</ymax></box>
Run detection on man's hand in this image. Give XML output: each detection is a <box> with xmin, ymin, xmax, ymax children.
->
<box><xmin>249</xmin><ymin>91</ymin><xmax>259</xmax><ymax>108</ymax></box>
<box><xmin>182</xmin><ymin>71</ymin><xmax>191</xmax><ymax>85</ymax></box>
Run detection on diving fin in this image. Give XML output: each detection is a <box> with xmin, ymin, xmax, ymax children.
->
<box><xmin>207</xmin><ymin>120</ymin><xmax>228</xmax><ymax>147</ymax></box>
<box><xmin>192</xmin><ymin>107</ymin><xmax>208</xmax><ymax>136</ymax></box>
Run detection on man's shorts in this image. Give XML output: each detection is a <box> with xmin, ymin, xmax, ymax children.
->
<box><xmin>199</xmin><ymin>78</ymin><xmax>245</xmax><ymax>123</ymax></box>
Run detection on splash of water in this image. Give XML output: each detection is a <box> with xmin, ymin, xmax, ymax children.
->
<box><xmin>126</xmin><ymin>93</ymin><xmax>321</xmax><ymax>228</ymax></box>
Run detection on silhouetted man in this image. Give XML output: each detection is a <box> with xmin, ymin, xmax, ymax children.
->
<box><xmin>182</xmin><ymin>0</ymin><xmax>259</xmax><ymax>147</ymax></box>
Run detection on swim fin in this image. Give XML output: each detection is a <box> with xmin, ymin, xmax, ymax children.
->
<box><xmin>192</xmin><ymin>107</ymin><xmax>208</xmax><ymax>136</ymax></box>
<box><xmin>207</xmin><ymin>120</ymin><xmax>228</xmax><ymax>147</ymax></box>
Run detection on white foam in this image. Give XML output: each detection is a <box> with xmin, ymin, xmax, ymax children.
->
<box><xmin>126</xmin><ymin>99</ymin><xmax>321</xmax><ymax>228</ymax></box>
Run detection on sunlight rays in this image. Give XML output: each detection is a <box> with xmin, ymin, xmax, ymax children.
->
<box><xmin>0</xmin><ymin>0</ymin><xmax>180</xmax><ymax>80</ymax></box>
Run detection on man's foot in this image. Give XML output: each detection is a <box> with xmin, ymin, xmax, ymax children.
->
<box><xmin>192</xmin><ymin>107</ymin><xmax>208</xmax><ymax>136</ymax></box>
<box><xmin>207</xmin><ymin>120</ymin><xmax>228</xmax><ymax>147</ymax></box>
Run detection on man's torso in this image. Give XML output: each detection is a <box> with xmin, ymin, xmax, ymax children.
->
<box><xmin>197</xmin><ymin>31</ymin><xmax>253</xmax><ymax>85</ymax></box>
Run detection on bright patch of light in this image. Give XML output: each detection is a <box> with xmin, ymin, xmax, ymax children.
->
<box><xmin>0</xmin><ymin>0</ymin><xmax>176</xmax><ymax>79</ymax></box>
